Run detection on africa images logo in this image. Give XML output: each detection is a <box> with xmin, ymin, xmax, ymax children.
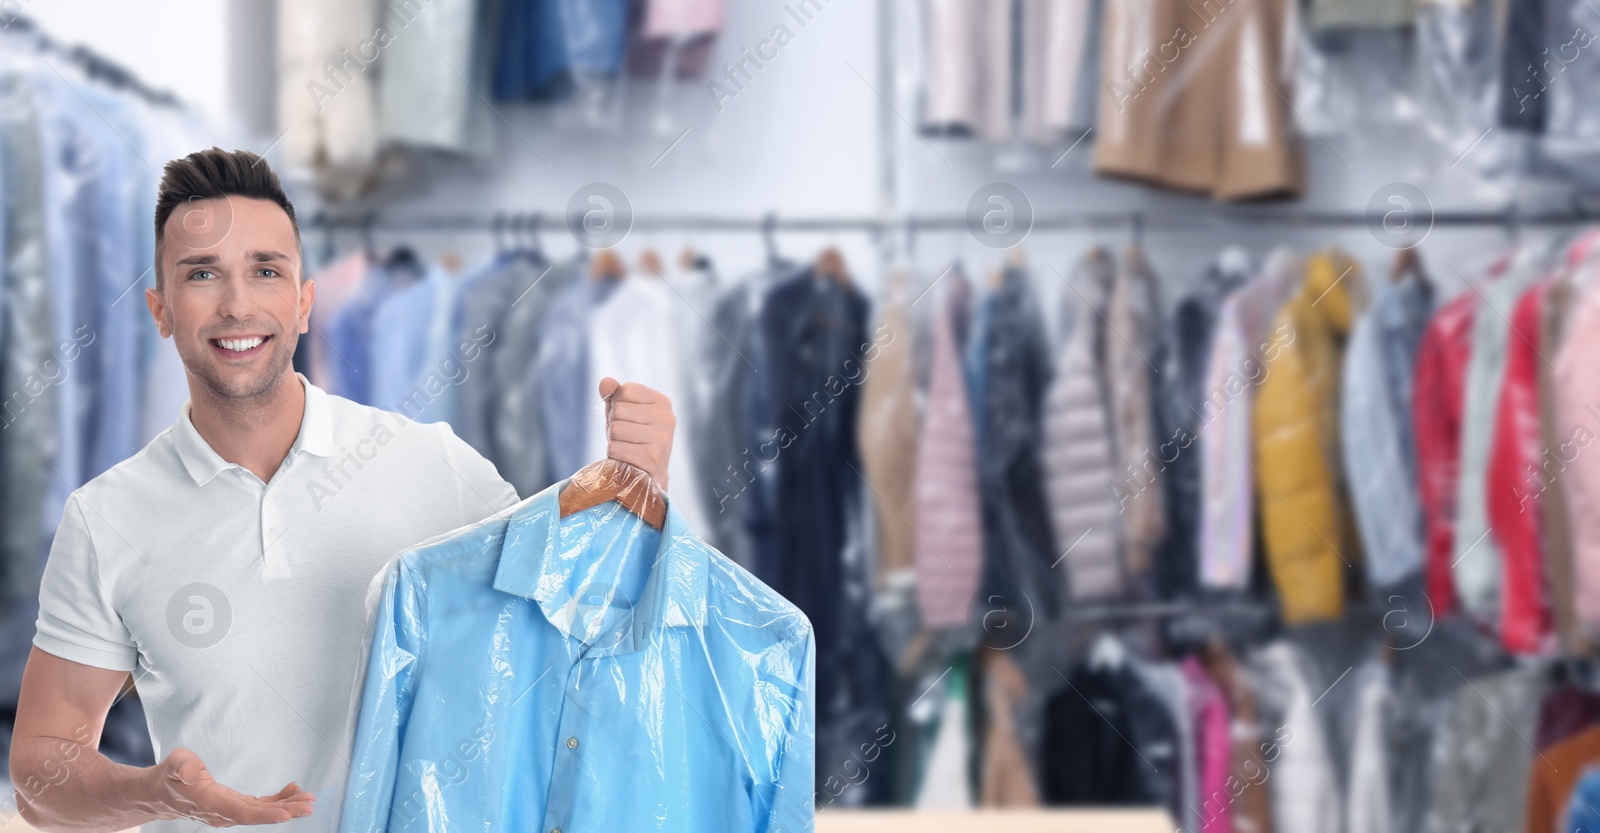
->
<box><xmin>165</xmin><ymin>582</ymin><xmax>232</xmax><ymax>649</ymax></box>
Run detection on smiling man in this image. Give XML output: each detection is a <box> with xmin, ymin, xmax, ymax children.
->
<box><xmin>8</xmin><ymin>148</ymin><xmax>679</xmax><ymax>831</ymax></box>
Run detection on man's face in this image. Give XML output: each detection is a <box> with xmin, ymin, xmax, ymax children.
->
<box><xmin>147</xmin><ymin>196</ymin><xmax>314</xmax><ymax>402</ymax></box>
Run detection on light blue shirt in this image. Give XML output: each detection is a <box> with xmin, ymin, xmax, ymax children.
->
<box><xmin>78</xmin><ymin>82</ymin><xmax>144</xmax><ymax>480</ymax></box>
<box><xmin>1341</xmin><ymin>275</ymin><xmax>1432</xmax><ymax>588</ymax></box>
<box><xmin>339</xmin><ymin>483</ymin><xmax>816</xmax><ymax>833</ymax></box>
<box><xmin>371</xmin><ymin>265</ymin><xmax>457</xmax><ymax>424</ymax></box>
<box><xmin>325</xmin><ymin>264</ymin><xmax>395</xmax><ymax>405</ymax></box>
<box><xmin>35</xmin><ymin>68</ymin><xmax>92</xmax><ymax>551</ymax></box>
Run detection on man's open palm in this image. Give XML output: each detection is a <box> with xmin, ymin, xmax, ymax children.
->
<box><xmin>160</xmin><ymin>748</ymin><xmax>315</xmax><ymax>827</ymax></box>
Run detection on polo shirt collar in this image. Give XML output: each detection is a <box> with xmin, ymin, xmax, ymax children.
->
<box><xmin>173</xmin><ymin>373</ymin><xmax>336</xmax><ymax>487</ymax></box>
<box><xmin>492</xmin><ymin>482</ymin><xmax>708</xmax><ymax>652</ymax></box>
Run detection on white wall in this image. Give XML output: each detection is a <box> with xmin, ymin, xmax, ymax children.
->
<box><xmin>316</xmin><ymin>0</ymin><xmax>888</xmax><ymax>282</ymax></box>
<box><xmin>20</xmin><ymin>0</ymin><xmax>275</xmax><ymax>132</ymax></box>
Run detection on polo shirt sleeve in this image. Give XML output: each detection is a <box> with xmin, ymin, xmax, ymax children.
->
<box><xmin>33</xmin><ymin>493</ymin><xmax>138</xmax><ymax>672</ymax></box>
<box><xmin>435</xmin><ymin>421</ymin><xmax>520</xmax><ymax>520</ymax></box>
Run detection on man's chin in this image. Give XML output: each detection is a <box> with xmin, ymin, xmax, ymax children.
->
<box><xmin>186</xmin><ymin>353</ymin><xmax>294</xmax><ymax>402</ymax></box>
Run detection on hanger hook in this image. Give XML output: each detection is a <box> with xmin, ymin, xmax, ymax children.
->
<box><xmin>763</xmin><ymin>212</ymin><xmax>780</xmax><ymax>265</ymax></box>
<box><xmin>311</xmin><ymin>211</ymin><xmax>333</xmax><ymax>267</ymax></box>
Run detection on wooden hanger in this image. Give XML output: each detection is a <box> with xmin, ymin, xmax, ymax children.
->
<box><xmin>559</xmin><ymin>458</ymin><xmax>666</xmax><ymax>530</ymax></box>
<box><xmin>1391</xmin><ymin>247</ymin><xmax>1429</xmax><ymax>288</ymax></box>
<box><xmin>1124</xmin><ymin>244</ymin><xmax>1146</xmax><ymax>269</ymax></box>
<box><xmin>640</xmin><ymin>248</ymin><xmax>665</xmax><ymax>278</ymax></box>
<box><xmin>440</xmin><ymin>251</ymin><xmax>463</xmax><ymax>276</ymax></box>
<box><xmin>813</xmin><ymin>246</ymin><xmax>850</xmax><ymax>287</ymax></box>
<box><xmin>1379</xmin><ymin>631</ymin><xmax>1397</xmax><ymax>668</ymax></box>
<box><xmin>590</xmin><ymin>248</ymin><xmax>625</xmax><ymax>281</ymax></box>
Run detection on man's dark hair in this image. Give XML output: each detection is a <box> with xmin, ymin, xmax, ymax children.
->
<box><xmin>153</xmin><ymin>147</ymin><xmax>300</xmax><ymax>288</ymax></box>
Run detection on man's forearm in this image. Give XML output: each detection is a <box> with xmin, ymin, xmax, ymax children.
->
<box><xmin>12</xmin><ymin>735</ymin><xmax>169</xmax><ymax>833</ymax></box>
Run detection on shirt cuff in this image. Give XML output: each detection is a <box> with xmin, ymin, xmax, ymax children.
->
<box><xmin>32</xmin><ymin>632</ymin><xmax>138</xmax><ymax>673</ymax></box>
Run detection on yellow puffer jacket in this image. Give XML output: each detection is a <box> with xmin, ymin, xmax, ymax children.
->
<box><xmin>1252</xmin><ymin>251</ymin><xmax>1366</xmax><ymax>624</ymax></box>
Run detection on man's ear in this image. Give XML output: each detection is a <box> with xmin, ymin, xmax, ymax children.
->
<box><xmin>145</xmin><ymin>284</ymin><xmax>173</xmax><ymax>339</ymax></box>
<box><xmin>298</xmin><ymin>277</ymin><xmax>316</xmax><ymax>335</ymax></box>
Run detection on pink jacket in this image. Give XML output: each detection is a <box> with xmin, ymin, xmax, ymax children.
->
<box><xmin>915</xmin><ymin>276</ymin><xmax>986</xmax><ymax>628</ymax></box>
<box><xmin>1181</xmin><ymin>657</ymin><xmax>1232</xmax><ymax>833</ymax></box>
<box><xmin>1554</xmin><ymin>236</ymin><xmax>1600</xmax><ymax>633</ymax></box>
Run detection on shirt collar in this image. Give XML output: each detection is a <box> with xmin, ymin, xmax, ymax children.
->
<box><xmin>492</xmin><ymin>482</ymin><xmax>708</xmax><ymax>653</ymax></box>
<box><xmin>173</xmin><ymin>373</ymin><xmax>335</xmax><ymax>486</ymax></box>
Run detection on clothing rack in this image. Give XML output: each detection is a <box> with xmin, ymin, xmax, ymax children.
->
<box><xmin>309</xmin><ymin>206</ymin><xmax>1600</xmax><ymax>236</ymax></box>
<box><xmin>3</xmin><ymin>14</ymin><xmax>185</xmax><ymax>107</ymax></box>
<box><xmin>1057</xmin><ymin>599</ymin><xmax>1278</xmax><ymax>622</ymax></box>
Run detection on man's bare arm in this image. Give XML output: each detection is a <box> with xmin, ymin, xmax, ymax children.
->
<box><xmin>11</xmin><ymin>647</ymin><xmax>314</xmax><ymax>832</ymax></box>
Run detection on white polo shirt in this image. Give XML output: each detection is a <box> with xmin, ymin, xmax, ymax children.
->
<box><xmin>34</xmin><ymin>374</ymin><xmax>519</xmax><ymax>832</ymax></box>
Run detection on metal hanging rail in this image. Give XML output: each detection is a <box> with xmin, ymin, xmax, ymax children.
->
<box><xmin>309</xmin><ymin>207</ymin><xmax>1600</xmax><ymax>235</ymax></box>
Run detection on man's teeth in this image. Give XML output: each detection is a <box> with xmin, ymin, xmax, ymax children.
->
<box><xmin>217</xmin><ymin>337</ymin><xmax>265</xmax><ymax>352</ymax></box>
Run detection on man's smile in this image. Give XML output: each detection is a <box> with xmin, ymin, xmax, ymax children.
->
<box><xmin>209</xmin><ymin>334</ymin><xmax>272</xmax><ymax>358</ymax></box>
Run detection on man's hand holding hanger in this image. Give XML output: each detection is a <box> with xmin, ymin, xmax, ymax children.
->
<box><xmin>597</xmin><ymin>377</ymin><xmax>674</xmax><ymax>491</ymax></box>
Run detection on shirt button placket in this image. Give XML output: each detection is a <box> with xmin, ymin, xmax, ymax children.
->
<box><xmin>545</xmin><ymin>661</ymin><xmax>590</xmax><ymax>833</ymax></box>
<box><xmin>259</xmin><ymin>474</ymin><xmax>290</xmax><ymax>578</ymax></box>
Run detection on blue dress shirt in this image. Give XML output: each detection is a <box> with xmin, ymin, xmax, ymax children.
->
<box><xmin>1566</xmin><ymin>765</ymin><xmax>1600</xmax><ymax>833</ymax></box>
<box><xmin>327</xmin><ymin>264</ymin><xmax>419</xmax><ymax>406</ymax></box>
<box><xmin>339</xmin><ymin>483</ymin><xmax>816</xmax><ymax>833</ymax></box>
<box><xmin>371</xmin><ymin>265</ymin><xmax>457</xmax><ymax>423</ymax></box>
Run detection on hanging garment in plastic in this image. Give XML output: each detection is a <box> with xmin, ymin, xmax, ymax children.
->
<box><xmin>1452</xmin><ymin>258</ymin><xmax>1539</xmax><ymax>623</ymax></box>
<box><xmin>1253</xmin><ymin>250</ymin><xmax>1367</xmax><ymax>623</ymax></box>
<box><xmin>1198</xmin><ymin>248</ymin><xmax>1298</xmax><ymax>590</ymax></box>
<box><xmin>1341</xmin><ymin>271</ymin><xmax>1433</xmax><ymax>589</ymax></box>
<box><xmin>1106</xmin><ymin>251</ymin><xmax>1165</xmax><ymax>595</ymax></box>
<box><xmin>339</xmin><ymin>474</ymin><xmax>816</xmax><ymax>833</ymax></box>
<box><xmin>974</xmin><ymin>266</ymin><xmax>1060</xmax><ymax>620</ymax></box>
<box><xmin>1486</xmin><ymin>281</ymin><xmax>1554</xmax><ymax>654</ymax></box>
<box><xmin>1154</xmin><ymin>248</ymin><xmax>1253</xmax><ymax>600</ymax></box>
<box><xmin>913</xmin><ymin>272</ymin><xmax>985</xmax><ymax>628</ymax></box>
<box><xmin>1412</xmin><ymin>0</ymin><xmax>1502</xmax><ymax>174</ymax></box>
<box><xmin>1041</xmin><ymin>251</ymin><xmax>1123</xmax><ymax>601</ymax></box>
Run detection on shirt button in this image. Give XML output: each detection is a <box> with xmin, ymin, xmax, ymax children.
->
<box><xmin>566</xmin><ymin>737</ymin><xmax>578</xmax><ymax>749</ymax></box>
<box><xmin>551</xmin><ymin>828</ymin><xmax>562</xmax><ymax>833</ymax></box>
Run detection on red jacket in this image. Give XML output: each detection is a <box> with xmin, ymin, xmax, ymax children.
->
<box><xmin>1414</xmin><ymin>293</ymin><xmax>1476</xmax><ymax>619</ymax></box>
<box><xmin>1487</xmin><ymin>281</ymin><xmax>1552</xmax><ymax>653</ymax></box>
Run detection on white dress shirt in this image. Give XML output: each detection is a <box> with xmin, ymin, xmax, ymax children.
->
<box><xmin>585</xmin><ymin>276</ymin><xmax>711</xmax><ymax>533</ymax></box>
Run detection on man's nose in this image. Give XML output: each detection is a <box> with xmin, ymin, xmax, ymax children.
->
<box><xmin>216</xmin><ymin>273</ymin><xmax>258</xmax><ymax>319</ymax></box>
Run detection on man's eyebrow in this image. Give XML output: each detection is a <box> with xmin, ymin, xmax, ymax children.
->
<box><xmin>173</xmin><ymin>254</ymin><xmax>220</xmax><ymax>267</ymax></box>
<box><xmin>248</xmin><ymin>250</ymin><xmax>293</xmax><ymax>262</ymax></box>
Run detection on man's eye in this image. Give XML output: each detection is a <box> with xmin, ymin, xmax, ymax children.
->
<box><xmin>190</xmin><ymin>270</ymin><xmax>215</xmax><ymax>280</ymax></box>
<box><xmin>258</xmin><ymin>268</ymin><xmax>280</xmax><ymax>277</ymax></box>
